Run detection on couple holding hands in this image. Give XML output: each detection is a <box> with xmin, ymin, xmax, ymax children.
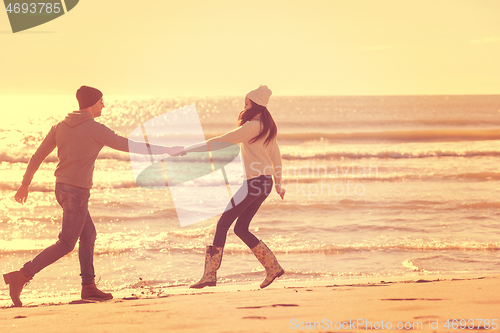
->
<box><xmin>4</xmin><ymin>85</ymin><xmax>285</xmax><ymax>307</ymax></box>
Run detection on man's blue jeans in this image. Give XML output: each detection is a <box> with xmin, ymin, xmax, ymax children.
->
<box><xmin>23</xmin><ymin>182</ymin><xmax>97</xmax><ymax>284</ymax></box>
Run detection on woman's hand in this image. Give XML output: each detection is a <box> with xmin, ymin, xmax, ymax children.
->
<box><xmin>14</xmin><ymin>184</ymin><xmax>29</xmax><ymax>204</ymax></box>
<box><xmin>275</xmin><ymin>184</ymin><xmax>285</xmax><ymax>200</ymax></box>
<box><xmin>164</xmin><ymin>146</ymin><xmax>186</xmax><ymax>156</ymax></box>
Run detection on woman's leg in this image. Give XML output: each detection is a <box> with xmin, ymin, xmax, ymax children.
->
<box><xmin>191</xmin><ymin>176</ymin><xmax>273</xmax><ymax>289</ymax></box>
<box><xmin>233</xmin><ymin>193</ymin><xmax>269</xmax><ymax>248</ymax></box>
<box><xmin>212</xmin><ymin>176</ymin><xmax>272</xmax><ymax>248</ymax></box>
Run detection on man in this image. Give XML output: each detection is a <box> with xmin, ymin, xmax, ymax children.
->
<box><xmin>3</xmin><ymin>86</ymin><xmax>184</xmax><ymax>307</ymax></box>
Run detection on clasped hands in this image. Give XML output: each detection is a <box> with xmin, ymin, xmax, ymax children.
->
<box><xmin>162</xmin><ymin>146</ymin><xmax>285</xmax><ymax>199</ymax></box>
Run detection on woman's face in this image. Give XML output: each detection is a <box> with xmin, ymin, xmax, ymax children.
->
<box><xmin>244</xmin><ymin>97</ymin><xmax>252</xmax><ymax>110</ymax></box>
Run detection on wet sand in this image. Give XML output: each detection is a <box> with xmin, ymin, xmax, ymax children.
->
<box><xmin>1</xmin><ymin>275</ymin><xmax>499</xmax><ymax>332</ymax></box>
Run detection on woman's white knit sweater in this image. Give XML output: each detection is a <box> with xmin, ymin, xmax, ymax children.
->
<box><xmin>186</xmin><ymin>120</ymin><xmax>282</xmax><ymax>187</ymax></box>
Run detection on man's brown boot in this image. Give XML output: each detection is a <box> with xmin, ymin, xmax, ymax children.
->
<box><xmin>81</xmin><ymin>279</ymin><xmax>113</xmax><ymax>301</ymax></box>
<box><xmin>3</xmin><ymin>268</ymin><xmax>32</xmax><ymax>307</ymax></box>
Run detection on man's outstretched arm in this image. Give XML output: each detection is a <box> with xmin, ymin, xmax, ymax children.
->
<box><xmin>95</xmin><ymin>123</ymin><xmax>185</xmax><ymax>156</ymax></box>
<box><xmin>15</xmin><ymin>126</ymin><xmax>57</xmax><ymax>204</ymax></box>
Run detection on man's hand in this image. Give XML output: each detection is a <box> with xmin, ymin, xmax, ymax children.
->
<box><xmin>164</xmin><ymin>146</ymin><xmax>186</xmax><ymax>156</ymax></box>
<box><xmin>275</xmin><ymin>184</ymin><xmax>285</xmax><ymax>200</ymax></box>
<box><xmin>15</xmin><ymin>184</ymin><xmax>29</xmax><ymax>204</ymax></box>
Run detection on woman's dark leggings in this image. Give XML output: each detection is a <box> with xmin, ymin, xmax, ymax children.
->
<box><xmin>213</xmin><ymin>175</ymin><xmax>273</xmax><ymax>249</ymax></box>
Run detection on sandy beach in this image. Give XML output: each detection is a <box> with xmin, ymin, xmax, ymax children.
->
<box><xmin>1</xmin><ymin>274</ymin><xmax>498</xmax><ymax>333</ymax></box>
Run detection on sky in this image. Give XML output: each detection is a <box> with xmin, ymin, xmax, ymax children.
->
<box><xmin>1</xmin><ymin>0</ymin><xmax>499</xmax><ymax>97</ymax></box>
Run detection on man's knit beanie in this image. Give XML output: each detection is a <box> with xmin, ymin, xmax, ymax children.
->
<box><xmin>76</xmin><ymin>86</ymin><xmax>103</xmax><ymax>110</ymax></box>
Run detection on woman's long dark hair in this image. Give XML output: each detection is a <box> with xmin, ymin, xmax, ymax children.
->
<box><xmin>237</xmin><ymin>99</ymin><xmax>277</xmax><ymax>145</ymax></box>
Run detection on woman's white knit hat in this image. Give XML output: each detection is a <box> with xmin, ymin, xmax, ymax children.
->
<box><xmin>246</xmin><ymin>85</ymin><xmax>272</xmax><ymax>107</ymax></box>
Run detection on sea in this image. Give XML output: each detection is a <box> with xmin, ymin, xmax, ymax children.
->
<box><xmin>1</xmin><ymin>94</ymin><xmax>500</xmax><ymax>305</ymax></box>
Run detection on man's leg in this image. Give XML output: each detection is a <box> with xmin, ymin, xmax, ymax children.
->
<box><xmin>5</xmin><ymin>183</ymin><xmax>89</xmax><ymax>306</ymax></box>
<box><xmin>23</xmin><ymin>183</ymin><xmax>90</xmax><ymax>277</ymax></box>
<box><xmin>75</xmin><ymin>196</ymin><xmax>112</xmax><ymax>300</ymax></box>
<box><xmin>78</xmin><ymin>211</ymin><xmax>96</xmax><ymax>284</ymax></box>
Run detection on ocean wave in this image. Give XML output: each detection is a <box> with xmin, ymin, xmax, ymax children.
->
<box><xmin>0</xmin><ymin>149</ymin><xmax>239</xmax><ymax>165</ymax></box>
<box><xmin>9</xmin><ymin>241</ymin><xmax>500</xmax><ymax>256</ymax></box>
<box><xmin>0</xmin><ymin>151</ymin><xmax>58</xmax><ymax>164</ymax></box>
<box><xmin>402</xmin><ymin>254</ymin><xmax>500</xmax><ymax>274</ymax></box>
<box><xmin>458</xmin><ymin>202</ymin><xmax>500</xmax><ymax>209</ymax></box>
<box><xmin>0</xmin><ymin>239</ymin><xmax>55</xmax><ymax>254</ymax></box>
<box><xmin>277</xmin><ymin>129</ymin><xmax>500</xmax><ymax>142</ymax></box>
<box><xmin>2</xmin><ymin>231</ymin><xmax>499</xmax><ymax>255</ymax></box>
<box><xmin>3</xmin><ymin>130</ymin><xmax>500</xmax><ymax>166</ymax></box>
<box><xmin>0</xmin><ymin>182</ymin><xmax>55</xmax><ymax>192</ymax></box>
<box><xmin>2</xmin><ymin>172</ymin><xmax>491</xmax><ymax>195</ymax></box>
<box><xmin>271</xmin><ymin>242</ymin><xmax>500</xmax><ymax>254</ymax></box>
<box><xmin>282</xmin><ymin>149</ymin><xmax>500</xmax><ymax>160</ymax></box>
<box><xmin>280</xmin><ymin>172</ymin><xmax>500</xmax><ymax>183</ymax></box>
<box><xmin>402</xmin><ymin>259</ymin><xmax>429</xmax><ymax>272</ymax></box>
<box><xmin>4</xmin><ymin>148</ymin><xmax>500</xmax><ymax>165</ymax></box>
<box><xmin>0</xmin><ymin>181</ymin><xmax>142</xmax><ymax>193</ymax></box>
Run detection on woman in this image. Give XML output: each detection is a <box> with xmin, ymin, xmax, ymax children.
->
<box><xmin>187</xmin><ymin>85</ymin><xmax>286</xmax><ymax>289</ymax></box>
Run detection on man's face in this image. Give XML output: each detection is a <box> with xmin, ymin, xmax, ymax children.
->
<box><xmin>90</xmin><ymin>98</ymin><xmax>105</xmax><ymax>118</ymax></box>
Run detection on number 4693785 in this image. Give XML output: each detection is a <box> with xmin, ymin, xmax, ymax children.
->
<box><xmin>6</xmin><ymin>3</ymin><xmax>62</xmax><ymax>14</ymax></box>
<box><xmin>444</xmin><ymin>319</ymin><xmax>498</xmax><ymax>330</ymax></box>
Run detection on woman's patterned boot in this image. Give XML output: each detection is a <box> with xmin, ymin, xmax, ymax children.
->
<box><xmin>251</xmin><ymin>240</ymin><xmax>284</xmax><ymax>289</ymax></box>
<box><xmin>190</xmin><ymin>245</ymin><xmax>223</xmax><ymax>289</ymax></box>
